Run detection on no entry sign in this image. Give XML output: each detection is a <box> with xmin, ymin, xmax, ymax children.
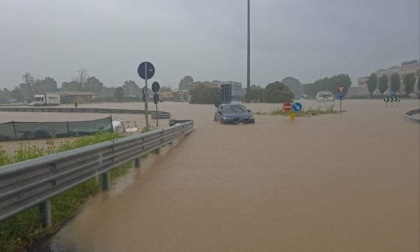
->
<box><xmin>283</xmin><ymin>102</ymin><xmax>292</xmax><ymax>112</ymax></box>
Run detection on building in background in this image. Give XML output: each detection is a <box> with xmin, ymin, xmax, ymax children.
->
<box><xmin>159</xmin><ymin>87</ymin><xmax>175</xmax><ymax>101</ymax></box>
<box><xmin>347</xmin><ymin>87</ymin><xmax>358</xmax><ymax>97</ymax></box>
<box><xmin>59</xmin><ymin>91</ymin><xmax>96</xmax><ymax>103</ymax></box>
<box><xmin>357</xmin><ymin>59</ymin><xmax>420</xmax><ymax>96</ymax></box>
<box><xmin>357</xmin><ymin>77</ymin><xmax>369</xmax><ymax>96</ymax></box>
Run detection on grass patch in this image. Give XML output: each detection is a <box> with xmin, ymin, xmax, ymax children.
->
<box><xmin>0</xmin><ymin>131</ymin><xmax>143</xmax><ymax>252</ymax></box>
<box><xmin>256</xmin><ymin>104</ymin><xmax>338</xmax><ymax>117</ymax></box>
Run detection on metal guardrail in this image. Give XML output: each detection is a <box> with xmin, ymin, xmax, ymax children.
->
<box><xmin>405</xmin><ymin>109</ymin><xmax>420</xmax><ymax>123</ymax></box>
<box><xmin>0</xmin><ymin>121</ymin><xmax>193</xmax><ymax>226</ymax></box>
<box><xmin>0</xmin><ymin>107</ymin><xmax>171</xmax><ymax>118</ymax></box>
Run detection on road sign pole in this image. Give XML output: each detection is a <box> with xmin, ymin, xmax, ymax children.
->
<box><xmin>156</xmin><ymin>103</ymin><xmax>158</xmax><ymax>126</ymax></box>
<box><xmin>340</xmin><ymin>100</ymin><xmax>342</xmax><ymax>113</ymax></box>
<box><xmin>144</xmin><ymin>65</ymin><xmax>149</xmax><ymax>129</ymax></box>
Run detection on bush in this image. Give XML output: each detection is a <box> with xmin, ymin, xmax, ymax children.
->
<box><xmin>189</xmin><ymin>84</ymin><xmax>220</xmax><ymax>104</ymax></box>
<box><xmin>264</xmin><ymin>82</ymin><xmax>295</xmax><ymax>103</ymax></box>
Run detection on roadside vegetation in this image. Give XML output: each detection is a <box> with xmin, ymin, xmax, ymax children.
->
<box><xmin>0</xmin><ymin>132</ymin><xmax>136</xmax><ymax>252</ymax></box>
<box><xmin>255</xmin><ymin>104</ymin><xmax>337</xmax><ymax>117</ymax></box>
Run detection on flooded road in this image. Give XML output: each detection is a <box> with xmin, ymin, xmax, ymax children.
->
<box><xmin>4</xmin><ymin>100</ymin><xmax>419</xmax><ymax>251</ymax></box>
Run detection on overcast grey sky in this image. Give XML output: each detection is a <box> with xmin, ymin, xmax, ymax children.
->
<box><xmin>0</xmin><ymin>0</ymin><xmax>419</xmax><ymax>89</ymax></box>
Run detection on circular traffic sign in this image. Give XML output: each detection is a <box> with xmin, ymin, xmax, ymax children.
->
<box><xmin>153</xmin><ymin>93</ymin><xmax>160</xmax><ymax>104</ymax></box>
<box><xmin>137</xmin><ymin>62</ymin><xmax>155</xmax><ymax>80</ymax></box>
<box><xmin>293</xmin><ymin>102</ymin><xmax>302</xmax><ymax>112</ymax></box>
<box><xmin>152</xmin><ymin>81</ymin><xmax>160</xmax><ymax>93</ymax></box>
<box><xmin>337</xmin><ymin>95</ymin><xmax>344</xmax><ymax>101</ymax></box>
<box><xmin>283</xmin><ymin>102</ymin><xmax>292</xmax><ymax>112</ymax></box>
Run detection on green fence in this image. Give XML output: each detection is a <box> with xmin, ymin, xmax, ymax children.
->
<box><xmin>0</xmin><ymin>117</ymin><xmax>112</xmax><ymax>141</ymax></box>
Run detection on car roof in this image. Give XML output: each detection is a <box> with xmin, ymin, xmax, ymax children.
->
<box><xmin>219</xmin><ymin>104</ymin><xmax>245</xmax><ymax>108</ymax></box>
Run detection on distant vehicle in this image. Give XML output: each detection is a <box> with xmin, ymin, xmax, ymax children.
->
<box><xmin>30</xmin><ymin>93</ymin><xmax>61</xmax><ymax>106</ymax></box>
<box><xmin>112</xmin><ymin>120</ymin><xmax>139</xmax><ymax>133</ymax></box>
<box><xmin>214</xmin><ymin>104</ymin><xmax>255</xmax><ymax>124</ymax></box>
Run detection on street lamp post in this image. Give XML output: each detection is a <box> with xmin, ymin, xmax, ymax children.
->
<box><xmin>246</xmin><ymin>0</ymin><xmax>251</xmax><ymax>103</ymax></box>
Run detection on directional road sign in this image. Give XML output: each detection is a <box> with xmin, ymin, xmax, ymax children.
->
<box><xmin>283</xmin><ymin>102</ymin><xmax>292</xmax><ymax>112</ymax></box>
<box><xmin>137</xmin><ymin>62</ymin><xmax>155</xmax><ymax>80</ymax></box>
<box><xmin>384</xmin><ymin>97</ymin><xmax>400</xmax><ymax>102</ymax></box>
<box><xmin>292</xmin><ymin>102</ymin><xmax>302</xmax><ymax>112</ymax></box>
<box><xmin>338</xmin><ymin>95</ymin><xmax>344</xmax><ymax>101</ymax></box>
<box><xmin>152</xmin><ymin>81</ymin><xmax>160</xmax><ymax>93</ymax></box>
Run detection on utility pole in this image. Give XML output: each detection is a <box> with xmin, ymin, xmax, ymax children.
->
<box><xmin>246</xmin><ymin>0</ymin><xmax>251</xmax><ymax>103</ymax></box>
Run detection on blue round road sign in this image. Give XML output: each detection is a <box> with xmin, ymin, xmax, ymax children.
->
<box><xmin>338</xmin><ymin>95</ymin><xmax>344</xmax><ymax>101</ymax></box>
<box><xmin>137</xmin><ymin>62</ymin><xmax>155</xmax><ymax>80</ymax></box>
<box><xmin>293</xmin><ymin>102</ymin><xmax>302</xmax><ymax>112</ymax></box>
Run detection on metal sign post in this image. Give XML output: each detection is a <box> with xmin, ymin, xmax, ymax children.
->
<box><xmin>338</xmin><ymin>95</ymin><xmax>344</xmax><ymax>112</ymax></box>
<box><xmin>156</xmin><ymin>103</ymin><xmax>158</xmax><ymax>126</ymax></box>
<box><xmin>137</xmin><ymin>62</ymin><xmax>155</xmax><ymax>130</ymax></box>
<box><xmin>144</xmin><ymin>65</ymin><xmax>149</xmax><ymax>128</ymax></box>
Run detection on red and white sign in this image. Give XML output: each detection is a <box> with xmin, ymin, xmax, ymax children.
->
<box><xmin>283</xmin><ymin>102</ymin><xmax>292</xmax><ymax>112</ymax></box>
<box><xmin>337</xmin><ymin>86</ymin><xmax>344</xmax><ymax>93</ymax></box>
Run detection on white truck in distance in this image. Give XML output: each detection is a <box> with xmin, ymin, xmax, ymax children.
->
<box><xmin>31</xmin><ymin>93</ymin><xmax>61</xmax><ymax>106</ymax></box>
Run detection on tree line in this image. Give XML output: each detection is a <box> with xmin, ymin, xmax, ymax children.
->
<box><xmin>367</xmin><ymin>72</ymin><xmax>418</xmax><ymax>97</ymax></box>
<box><xmin>189</xmin><ymin>81</ymin><xmax>294</xmax><ymax>104</ymax></box>
<box><xmin>0</xmin><ymin>70</ymin><xmax>148</xmax><ymax>103</ymax></box>
<box><xmin>303</xmin><ymin>74</ymin><xmax>352</xmax><ymax>98</ymax></box>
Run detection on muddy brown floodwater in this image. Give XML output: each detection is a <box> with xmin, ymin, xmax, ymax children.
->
<box><xmin>2</xmin><ymin>100</ymin><xmax>419</xmax><ymax>251</ymax></box>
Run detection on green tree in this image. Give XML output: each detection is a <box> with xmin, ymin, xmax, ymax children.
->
<box><xmin>38</xmin><ymin>77</ymin><xmax>58</xmax><ymax>92</ymax></box>
<box><xmin>417</xmin><ymin>70</ymin><xmax>420</xmax><ymax>92</ymax></box>
<box><xmin>367</xmin><ymin>73</ymin><xmax>378</xmax><ymax>97</ymax></box>
<box><xmin>122</xmin><ymin>80</ymin><xmax>140</xmax><ymax>97</ymax></box>
<box><xmin>403</xmin><ymin>73</ymin><xmax>416</xmax><ymax>96</ymax></box>
<box><xmin>85</xmin><ymin>76</ymin><xmax>104</xmax><ymax>94</ymax></box>
<box><xmin>250</xmin><ymin>85</ymin><xmax>264</xmax><ymax>102</ymax></box>
<box><xmin>264</xmin><ymin>82</ymin><xmax>294</xmax><ymax>103</ymax></box>
<box><xmin>189</xmin><ymin>84</ymin><xmax>219</xmax><ymax>104</ymax></box>
<box><xmin>21</xmin><ymin>72</ymin><xmax>37</xmax><ymax>96</ymax></box>
<box><xmin>301</xmin><ymin>74</ymin><xmax>351</xmax><ymax>97</ymax></box>
<box><xmin>179</xmin><ymin>76</ymin><xmax>193</xmax><ymax>90</ymax></box>
<box><xmin>0</xmin><ymin>88</ymin><xmax>12</xmax><ymax>102</ymax></box>
<box><xmin>114</xmin><ymin>87</ymin><xmax>124</xmax><ymax>101</ymax></box>
<box><xmin>378</xmin><ymin>75</ymin><xmax>388</xmax><ymax>96</ymax></box>
<box><xmin>61</xmin><ymin>81</ymin><xmax>82</xmax><ymax>91</ymax></box>
<box><xmin>281</xmin><ymin>77</ymin><xmax>302</xmax><ymax>98</ymax></box>
<box><xmin>390</xmin><ymin>73</ymin><xmax>401</xmax><ymax>94</ymax></box>
<box><xmin>12</xmin><ymin>87</ymin><xmax>24</xmax><ymax>102</ymax></box>
<box><xmin>100</xmin><ymin>87</ymin><xmax>116</xmax><ymax>99</ymax></box>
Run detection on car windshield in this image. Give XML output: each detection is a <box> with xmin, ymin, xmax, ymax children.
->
<box><xmin>221</xmin><ymin>105</ymin><xmax>247</xmax><ymax>113</ymax></box>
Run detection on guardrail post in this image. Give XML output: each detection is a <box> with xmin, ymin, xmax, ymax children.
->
<box><xmin>12</xmin><ymin>121</ymin><xmax>17</xmax><ymax>139</ymax></box>
<box><xmin>134</xmin><ymin>157</ymin><xmax>141</xmax><ymax>168</ymax></box>
<box><xmin>39</xmin><ymin>199</ymin><xmax>52</xmax><ymax>227</ymax></box>
<box><xmin>102</xmin><ymin>171</ymin><xmax>110</xmax><ymax>190</ymax></box>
